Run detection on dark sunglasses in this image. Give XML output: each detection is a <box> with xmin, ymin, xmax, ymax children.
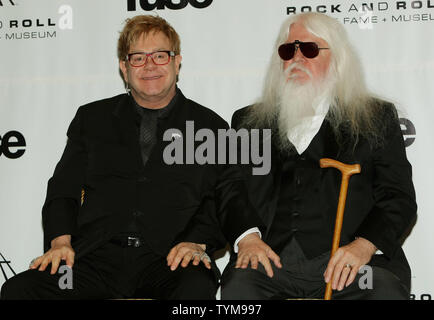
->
<box><xmin>278</xmin><ymin>40</ymin><xmax>329</xmax><ymax>60</ymax></box>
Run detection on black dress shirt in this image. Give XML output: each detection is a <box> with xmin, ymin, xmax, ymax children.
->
<box><xmin>132</xmin><ymin>89</ymin><xmax>178</xmax><ymax>167</ymax></box>
<box><xmin>123</xmin><ymin>90</ymin><xmax>179</xmax><ymax>233</ymax></box>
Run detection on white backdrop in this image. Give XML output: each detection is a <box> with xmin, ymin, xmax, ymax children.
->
<box><xmin>0</xmin><ymin>0</ymin><xmax>432</xmax><ymax>300</ymax></box>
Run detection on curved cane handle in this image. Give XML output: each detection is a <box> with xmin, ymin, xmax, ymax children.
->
<box><xmin>319</xmin><ymin>158</ymin><xmax>361</xmax><ymax>176</ymax></box>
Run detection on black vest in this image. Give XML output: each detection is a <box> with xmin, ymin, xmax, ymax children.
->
<box><xmin>266</xmin><ymin>149</ymin><xmax>330</xmax><ymax>256</ymax></box>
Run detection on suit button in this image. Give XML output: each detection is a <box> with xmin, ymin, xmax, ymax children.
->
<box><xmin>296</xmin><ymin>177</ymin><xmax>301</xmax><ymax>186</ymax></box>
<box><xmin>292</xmin><ymin>211</ymin><xmax>300</xmax><ymax>217</ymax></box>
<box><xmin>291</xmin><ymin>228</ymin><xmax>298</xmax><ymax>233</ymax></box>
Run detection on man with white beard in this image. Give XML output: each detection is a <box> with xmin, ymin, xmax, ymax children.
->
<box><xmin>221</xmin><ymin>12</ymin><xmax>417</xmax><ymax>300</ymax></box>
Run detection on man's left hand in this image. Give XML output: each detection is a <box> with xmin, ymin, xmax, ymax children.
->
<box><xmin>167</xmin><ymin>242</ymin><xmax>211</xmax><ymax>271</ymax></box>
<box><xmin>323</xmin><ymin>237</ymin><xmax>377</xmax><ymax>291</ymax></box>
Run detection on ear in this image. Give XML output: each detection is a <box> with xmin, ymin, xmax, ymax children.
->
<box><xmin>119</xmin><ymin>60</ymin><xmax>128</xmax><ymax>83</ymax></box>
<box><xmin>174</xmin><ymin>55</ymin><xmax>182</xmax><ymax>75</ymax></box>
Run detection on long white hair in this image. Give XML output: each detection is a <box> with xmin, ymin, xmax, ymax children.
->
<box><xmin>244</xmin><ymin>13</ymin><xmax>390</xmax><ymax>149</ymax></box>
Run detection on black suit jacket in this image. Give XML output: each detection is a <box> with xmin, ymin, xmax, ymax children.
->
<box><xmin>231</xmin><ymin>101</ymin><xmax>417</xmax><ymax>288</ymax></box>
<box><xmin>42</xmin><ymin>91</ymin><xmax>261</xmax><ymax>260</ymax></box>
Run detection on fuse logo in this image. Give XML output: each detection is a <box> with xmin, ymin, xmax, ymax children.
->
<box><xmin>400</xmin><ymin>118</ymin><xmax>416</xmax><ymax>148</ymax></box>
<box><xmin>0</xmin><ymin>131</ymin><xmax>26</xmax><ymax>159</ymax></box>
<box><xmin>127</xmin><ymin>0</ymin><xmax>213</xmax><ymax>11</ymax></box>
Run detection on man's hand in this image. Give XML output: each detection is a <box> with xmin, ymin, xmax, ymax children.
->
<box><xmin>167</xmin><ymin>242</ymin><xmax>211</xmax><ymax>271</ymax></box>
<box><xmin>236</xmin><ymin>233</ymin><xmax>282</xmax><ymax>278</ymax></box>
<box><xmin>323</xmin><ymin>237</ymin><xmax>377</xmax><ymax>291</ymax></box>
<box><xmin>29</xmin><ymin>235</ymin><xmax>75</xmax><ymax>274</ymax></box>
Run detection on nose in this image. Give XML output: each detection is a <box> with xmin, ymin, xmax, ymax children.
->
<box><xmin>292</xmin><ymin>45</ymin><xmax>305</xmax><ymax>62</ymax></box>
<box><xmin>142</xmin><ymin>54</ymin><xmax>157</xmax><ymax>69</ymax></box>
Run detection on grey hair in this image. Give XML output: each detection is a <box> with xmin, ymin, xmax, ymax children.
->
<box><xmin>246</xmin><ymin>12</ymin><xmax>389</xmax><ymax>149</ymax></box>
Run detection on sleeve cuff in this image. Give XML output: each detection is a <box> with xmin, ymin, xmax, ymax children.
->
<box><xmin>233</xmin><ymin>227</ymin><xmax>261</xmax><ymax>253</ymax></box>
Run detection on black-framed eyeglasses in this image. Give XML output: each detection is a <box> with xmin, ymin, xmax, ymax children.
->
<box><xmin>126</xmin><ymin>50</ymin><xmax>175</xmax><ymax>67</ymax></box>
<box><xmin>278</xmin><ymin>40</ymin><xmax>329</xmax><ymax>60</ymax></box>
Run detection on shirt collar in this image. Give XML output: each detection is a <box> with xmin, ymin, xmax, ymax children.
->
<box><xmin>286</xmin><ymin>96</ymin><xmax>330</xmax><ymax>155</ymax></box>
<box><xmin>131</xmin><ymin>86</ymin><xmax>180</xmax><ymax>120</ymax></box>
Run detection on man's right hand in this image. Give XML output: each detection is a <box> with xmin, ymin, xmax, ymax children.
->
<box><xmin>29</xmin><ymin>234</ymin><xmax>75</xmax><ymax>274</ymax></box>
<box><xmin>236</xmin><ymin>233</ymin><xmax>282</xmax><ymax>278</ymax></box>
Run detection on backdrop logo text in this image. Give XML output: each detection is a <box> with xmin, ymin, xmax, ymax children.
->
<box><xmin>0</xmin><ymin>4</ymin><xmax>73</xmax><ymax>41</ymax></box>
<box><xmin>286</xmin><ymin>1</ymin><xmax>434</xmax><ymax>26</ymax></box>
<box><xmin>127</xmin><ymin>0</ymin><xmax>213</xmax><ymax>11</ymax></box>
<box><xmin>0</xmin><ymin>131</ymin><xmax>26</xmax><ymax>159</ymax></box>
<box><xmin>0</xmin><ymin>252</ymin><xmax>16</xmax><ymax>281</ymax></box>
<box><xmin>0</xmin><ymin>0</ymin><xmax>16</xmax><ymax>6</ymax></box>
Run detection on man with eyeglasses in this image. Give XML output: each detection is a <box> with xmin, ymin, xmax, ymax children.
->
<box><xmin>1</xmin><ymin>15</ymin><xmax>277</xmax><ymax>300</ymax></box>
<box><xmin>221</xmin><ymin>12</ymin><xmax>416</xmax><ymax>300</ymax></box>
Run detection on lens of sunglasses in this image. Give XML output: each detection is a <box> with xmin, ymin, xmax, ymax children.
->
<box><xmin>278</xmin><ymin>43</ymin><xmax>296</xmax><ymax>60</ymax></box>
<box><xmin>278</xmin><ymin>42</ymin><xmax>320</xmax><ymax>60</ymax></box>
<box><xmin>299</xmin><ymin>42</ymin><xmax>320</xmax><ymax>58</ymax></box>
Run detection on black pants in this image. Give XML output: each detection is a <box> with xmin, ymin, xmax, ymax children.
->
<box><xmin>221</xmin><ymin>239</ymin><xmax>409</xmax><ymax>300</ymax></box>
<box><xmin>0</xmin><ymin>241</ymin><xmax>217</xmax><ymax>300</ymax></box>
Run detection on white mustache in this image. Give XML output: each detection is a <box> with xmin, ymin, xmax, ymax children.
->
<box><xmin>285</xmin><ymin>63</ymin><xmax>313</xmax><ymax>79</ymax></box>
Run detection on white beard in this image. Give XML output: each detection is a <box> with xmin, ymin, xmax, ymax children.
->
<box><xmin>276</xmin><ymin>63</ymin><xmax>335</xmax><ymax>154</ymax></box>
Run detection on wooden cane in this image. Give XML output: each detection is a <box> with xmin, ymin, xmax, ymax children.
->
<box><xmin>81</xmin><ymin>189</ymin><xmax>85</xmax><ymax>206</ymax></box>
<box><xmin>319</xmin><ymin>158</ymin><xmax>361</xmax><ymax>300</ymax></box>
